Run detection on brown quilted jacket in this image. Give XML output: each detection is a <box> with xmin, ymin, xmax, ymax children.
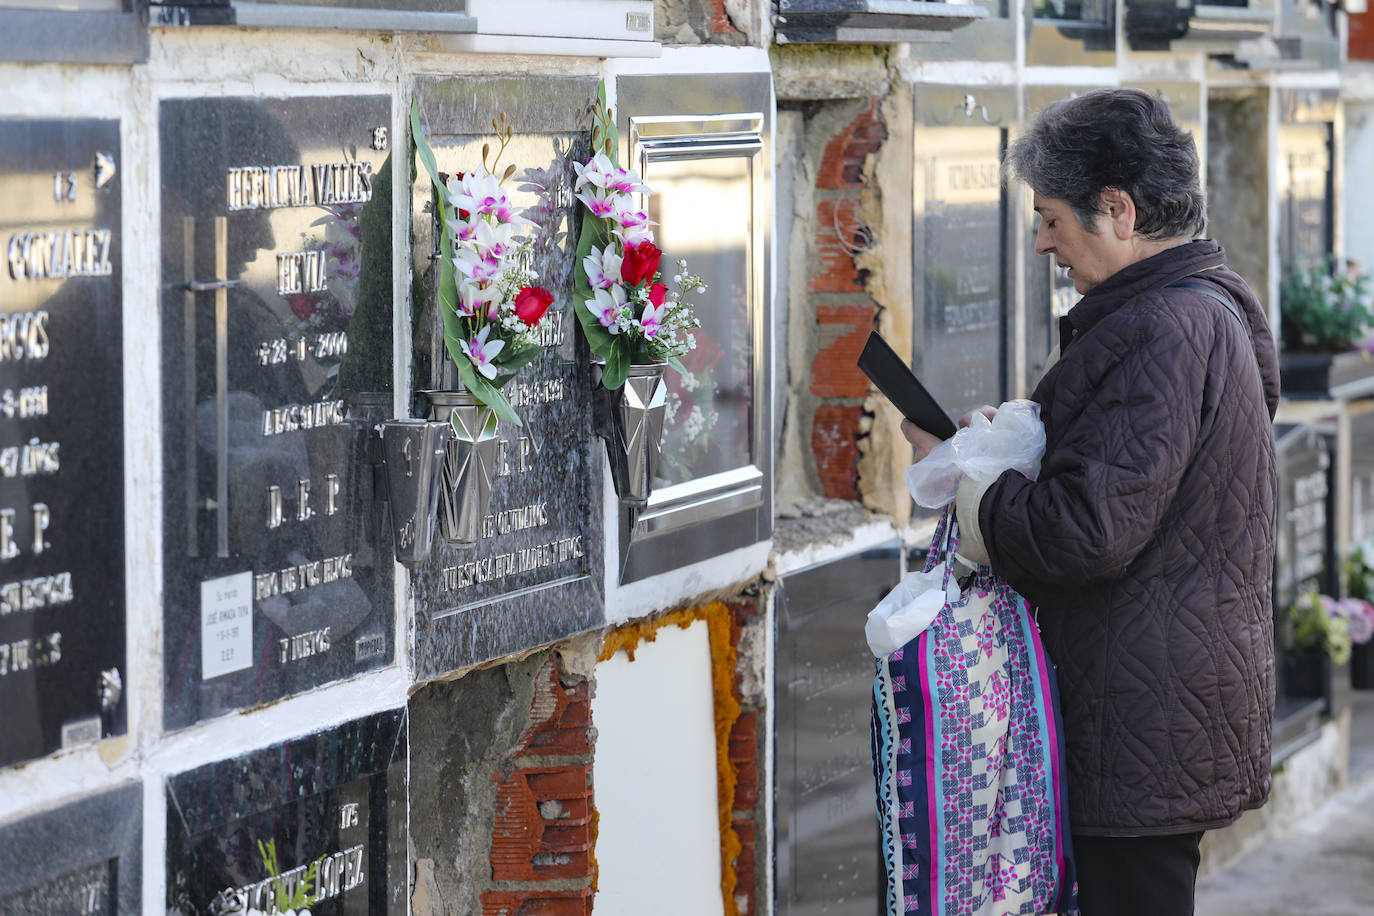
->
<box><xmin>980</xmin><ymin>239</ymin><xmax>1279</xmax><ymax>836</ymax></box>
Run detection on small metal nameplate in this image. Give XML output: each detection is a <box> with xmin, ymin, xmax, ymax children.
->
<box><xmin>60</xmin><ymin>716</ymin><xmax>101</xmax><ymax>749</ymax></box>
<box><xmin>626</xmin><ymin>11</ymin><xmax>651</xmax><ymax>32</ymax></box>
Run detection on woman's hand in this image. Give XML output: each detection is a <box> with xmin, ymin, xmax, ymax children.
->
<box><xmin>900</xmin><ymin>419</ymin><xmax>943</xmax><ymax>463</ymax></box>
<box><xmin>902</xmin><ymin>404</ymin><xmax>998</xmax><ymax>463</ymax></box>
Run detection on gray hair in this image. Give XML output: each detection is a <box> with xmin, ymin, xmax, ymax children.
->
<box><xmin>1005</xmin><ymin>88</ymin><xmax>1206</xmax><ymax>240</ymax></box>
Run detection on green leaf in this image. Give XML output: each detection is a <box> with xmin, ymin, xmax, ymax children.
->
<box><xmin>602</xmin><ymin>336</ymin><xmax>630</xmax><ymax>389</ymax></box>
<box><xmin>492</xmin><ymin>342</ymin><xmax>542</xmax><ymax>384</ymax></box>
<box><xmin>411</xmin><ymin>98</ymin><xmax>446</xmax><ymax>201</ymax></box>
<box><xmin>454</xmin><ymin>356</ymin><xmax>522</xmax><ymax>427</ymax></box>
<box><xmin>667</xmin><ymin>355</ymin><xmax>688</xmax><ymax>377</ymax></box>
<box><xmin>571</xmin><ymin>208</ymin><xmax>617</xmax><ymax>357</ymax></box>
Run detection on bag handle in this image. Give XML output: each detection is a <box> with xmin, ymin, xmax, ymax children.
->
<box><xmin>921</xmin><ymin>506</ymin><xmax>962</xmax><ymax>594</ymax></box>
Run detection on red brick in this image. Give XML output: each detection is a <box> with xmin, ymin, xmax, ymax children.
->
<box><xmin>809</xmin><ymin>199</ymin><xmax>868</xmax><ymax>293</ymax></box>
<box><xmin>491</xmin><ymin>766</ymin><xmax>594</xmax><ymax>883</ymax></box>
<box><xmin>811</xmin><ymin>305</ymin><xmax>876</xmax><ymax>398</ymax></box>
<box><xmin>1354</xmin><ymin>8</ymin><xmax>1374</xmax><ymax>60</ymax></box>
<box><xmin>481</xmin><ymin>889</ymin><xmax>592</xmax><ymax>916</ymax></box>
<box><xmin>514</xmin><ymin>660</ymin><xmax>593</xmax><ymax>758</ymax></box>
<box><xmin>709</xmin><ymin>0</ymin><xmax>740</xmax><ymax>33</ymax></box>
<box><xmin>817</xmin><ymin>97</ymin><xmax>887</xmax><ymax>191</ymax></box>
<box><xmin>812</xmin><ymin>406</ymin><xmax>863</xmax><ymax>500</ymax></box>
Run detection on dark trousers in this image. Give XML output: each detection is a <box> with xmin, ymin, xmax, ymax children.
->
<box><xmin>1072</xmin><ymin>832</ymin><xmax>1205</xmax><ymax>916</ymax></box>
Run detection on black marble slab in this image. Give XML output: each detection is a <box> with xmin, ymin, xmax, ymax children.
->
<box><xmin>408</xmin><ymin>76</ymin><xmax>604</xmax><ymax>680</ymax></box>
<box><xmin>913</xmin><ymin>88</ymin><xmax>1012</xmax><ymax>425</ymax></box>
<box><xmin>159</xmin><ymin>96</ymin><xmax>396</xmax><ymax>730</ymax></box>
<box><xmin>0</xmin><ymin>782</ymin><xmax>142</xmax><ymax>914</ymax></box>
<box><xmin>775</xmin><ymin>546</ymin><xmax>901</xmax><ymax>915</ymax></box>
<box><xmin>0</xmin><ymin>117</ymin><xmax>126</xmax><ymax>768</ymax></box>
<box><xmin>166</xmin><ymin>707</ymin><xmax>407</xmax><ymax>916</ymax></box>
<box><xmin>1275</xmin><ymin>422</ymin><xmax>1336</xmax><ymax>610</ymax></box>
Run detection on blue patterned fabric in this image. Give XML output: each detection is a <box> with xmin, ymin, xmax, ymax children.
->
<box><xmin>871</xmin><ymin>509</ymin><xmax>1078</xmax><ymax>916</ymax></box>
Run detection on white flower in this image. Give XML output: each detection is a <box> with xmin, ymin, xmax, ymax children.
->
<box><xmin>607</xmin><ymin>165</ymin><xmax>652</xmax><ymax>196</ymax></box>
<box><xmin>572</xmin><ymin>152</ymin><xmax>617</xmax><ymax>192</ymax></box>
<box><xmin>472</xmin><ymin>219</ymin><xmax>516</xmax><ymax>260</ymax></box>
<box><xmin>613</xmin><ymin>222</ymin><xmax>655</xmax><ymax>247</ymax></box>
<box><xmin>453</xmin><ymin>248</ymin><xmax>500</xmax><ymax>284</ymax></box>
<box><xmin>576</xmin><ymin>187</ymin><xmax>626</xmax><ymax>219</ymax></box>
<box><xmin>639</xmin><ymin>300</ymin><xmax>666</xmax><ymax>339</ymax></box>
<box><xmin>458</xmin><ymin>324</ymin><xmax>506</xmax><ymax>379</ymax></box>
<box><xmin>582</xmin><ymin>243</ymin><xmax>624</xmax><ymax>290</ymax></box>
<box><xmin>590</xmin><ymin>284</ymin><xmax>627</xmax><ymax>334</ymax></box>
<box><xmin>608</xmin><ymin>196</ymin><xmax>653</xmax><ymax>230</ymax></box>
<box><xmin>457</xmin><ymin>281</ymin><xmax>499</xmax><ymax>318</ymax></box>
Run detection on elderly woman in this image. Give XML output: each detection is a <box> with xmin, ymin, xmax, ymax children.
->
<box><xmin>903</xmin><ymin>89</ymin><xmax>1279</xmax><ymax>916</ymax></box>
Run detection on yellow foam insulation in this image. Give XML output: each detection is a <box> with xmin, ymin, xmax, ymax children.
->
<box><xmin>598</xmin><ymin>602</ymin><xmax>745</xmax><ymax>916</ymax></box>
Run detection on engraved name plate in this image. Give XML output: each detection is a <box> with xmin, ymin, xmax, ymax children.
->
<box><xmin>165</xmin><ymin>709</ymin><xmax>406</xmax><ymax>916</ymax></box>
<box><xmin>0</xmin><ymin>118</ymin><xmax>126</xmax><ymax>768</ymax></box>
<box><xmin>407</xmin><ymin>76</ymin><xmax>604</xmax><ymax>679</ymax></box>
<box><xmin>158</xmin><ymin>96</ymin><xmax>395</xmax><ymax>729</ymax></box>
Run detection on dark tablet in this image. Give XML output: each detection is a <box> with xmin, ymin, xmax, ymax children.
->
<box><xmin>856</xmin><ymin>331</ymin><xmax>958</xmax><ymax>440</ymax></box>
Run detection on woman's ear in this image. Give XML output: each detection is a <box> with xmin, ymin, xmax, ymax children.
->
<box><xmin>1100</xmin><ymin>187</ymin><xmax>1137</xmax><ymax>241</ymax></box>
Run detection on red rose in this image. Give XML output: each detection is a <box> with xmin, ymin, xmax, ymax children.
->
<box><xmin>620</xmin><ymin>241</ymin><xmax>662</xmax><ymax>287</ymax></box>
<box><xmin>648</xmin><ymin>282</ymin><xmax>668</xmax><ymax>307</ymax></box>
<box><xmin>514</xmin><ymin>286</ymin><xmax>555</xmax><ymax>326</ymax></box>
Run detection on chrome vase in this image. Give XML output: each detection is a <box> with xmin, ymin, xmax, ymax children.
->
<box><xmin>423</xmin><ymin>388</ymin><xmax>501</xmax><ymax>548</ymax></box>
<box><xmin>593</xmin><ymin>362</ymin><xmax>668</xmax><ymax>509</ymax></box>
<box><xmin>379</xmin><ymin>419</ymin><xmax>450</xmax><ymax>567</ymax></box>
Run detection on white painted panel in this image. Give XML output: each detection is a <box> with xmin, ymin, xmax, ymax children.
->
<box><xmin>592</xmin><ymin>620</ymin><xmax>726</xmax><ymax>916</ymax></box>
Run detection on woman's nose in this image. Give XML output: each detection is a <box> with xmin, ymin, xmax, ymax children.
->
<box><xmin>1034</xmin><ymin>225</ymin><xmax>1052</xmax><ymax>256</ymax></box>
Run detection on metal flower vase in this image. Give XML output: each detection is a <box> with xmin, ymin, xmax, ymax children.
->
<box><xmin>378</xmin><ymin>419</ymin><xmax>451</xmax><ymax>567</ymax></box>
<box><xmin>424</xmin><ymin>388</ymin><xmax>502</xmax><ymax>548</ymax></box>
<box><xmin>594</xmin><ymin>362</ymin><xmax>668</xmax><ymax>509</ymax></box>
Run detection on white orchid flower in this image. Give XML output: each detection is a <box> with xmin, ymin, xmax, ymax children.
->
<box><xmin>572</xmin><ymin>152</ymin><xmax>616</xmax><ymax>192</ymax></box>
<box><xmin>582</xmin><ymin>243</ymin><xmax>624</xmax><ymax>290</ymax></box>
<box><xmin>453</xmin><ymin>248</ymin><xmax>500</xmax><ymax>284</ymax></box>
<box><xmin>590</xmin><ymin>284</ymin><xmax>627</xmax><ymax>334</ymax></box>
<box><xmin>458</xmin><ymin>324</ymin><xmax>505</xmax><ymax>379</ymax></box>
<box><xmin>457</xmin><ymin>281</ymin><xmax>499</xmax><ymax>318</ymax></box>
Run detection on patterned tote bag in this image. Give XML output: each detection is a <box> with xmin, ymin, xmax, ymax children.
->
<box><xmin>871</xmin><ymin>508</ymin><xmax>1078</xmax><ymax>916</ymax></box>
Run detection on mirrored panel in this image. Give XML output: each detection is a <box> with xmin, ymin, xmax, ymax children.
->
<box><xmin>615</xmin><ymin>73</ymin><xmax>773</xmax><ymax>583</ymax></box>
<box><xmin>0</xmin><ymin>783</ymin><xmax>141</xmax><ymax>915</ymax></box>
<box><xmin>0</xmin><ymin>117</ymin><xmax>126</xmax><ymax>768</ymax></box>
<box><xmin>776</xmin><ymin>546</ymin><xmax>901</xmax><ymax>914</ymax></box>
<box><xmin>913</xmin><ymin>87</ymin><xmax>1012</xmax><ymax>427</ymax></box>
<box><xmin>165</xmin><ymin>708</ymin><xmax>406</xmax><ymax>915</ymax></box>
<box><xmin>407</xmin><ymin>76</ymin><xmax>604</xmax><ymax>679</ymax></box>
<box><xmin>159</xmin><ymin>96</ymin><xmax>396</xmax><ymax>730</ymax></box>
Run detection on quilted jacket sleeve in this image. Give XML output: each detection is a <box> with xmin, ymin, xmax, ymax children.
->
<box><xmin>980</xmin><ymin>296</ymin><xmax>1209</xmax><ymax>598</ymax></box>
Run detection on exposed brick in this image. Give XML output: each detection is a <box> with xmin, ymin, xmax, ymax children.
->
<box><xmin>817</xmin><ymin>97</ymin><xmax>887</xmax><ymax>191</ymax></box>
<box><xmin>809</xmin><ymin>199</ymin><xmax>867</xmax><ymax>293</ymax></box>
<box><xmin>480</xmin><ymin>889</ymin><xmax>593</xmax><ymax>916</ymax></box>
<box><xmin>733</xmin><ymin>818</ymin><xmax>756</xmax><ymax>914</ymax></box>
<box><xmin>709</xmin><ymin>0</ymin><xmax>740</xmax><ymax>34</ymax></box>
<box><xmin>513</xmin><ymin>659</ymin><xmax>594</xmax><ymax>757</ymax></box>
<box><xmin>491</xmin><ymin>766</ymin><xmax>593</xmax><ymax>882</ymax></box>
<box><xmin>812</xmin><ymin>405</ymin><xmax>863</xmax><ymax>500</ymax></box>
<box><xmin>812</xmin><ymin>305</ymin><xmax>877</xmax><ymax>398</ymax></box>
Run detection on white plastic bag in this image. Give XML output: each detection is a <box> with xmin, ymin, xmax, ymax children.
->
<box><xmin>865</xmin><ymin>567</ymin><xmax>961</xmax><ymax>657</ymax></box>
<box><xmin>905</xmin><ymin>399</ymin><xmax>1046</xmax><ymax>509</ymax></box>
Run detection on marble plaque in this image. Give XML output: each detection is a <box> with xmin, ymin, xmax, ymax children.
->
<box><xmin>776</xmin><ymin>546</ymin><xmax>901</xmax><ymax>914</ymax></box>
<box><xmin>1277</xmin><ymin>122</ymin><xmax>1333</xmax><ymax>267</ymax></box>
<box><xmin>0</xmin><ymin>783</ymin><xmax>141</xmax><ymax>914</ymax></box>
<box><xmin>0</xmin><ymin>118</ymin><xmax>126</xmax><ymax>768</ymax></box>
<box><xmin>913</xmin><ymin>89</ymin><xmax>1010</xmax><ymax>424</ymax></box>
<box><xmin>166</xmin><ymin>708</ymin><xmax>406</xmax><ymax>916</ymax></box>
<box><xmin>1275</xmin><ymin>423</ymin><xmax>1335</xmax><ymax>610</ymax></box>
<box><xmin>1350</xmin><ymin>408</ymin><xmax>1374</xmax><ymax>550</ymax></box>
<box><xmin>408</xmin><ymin>76</ymin><xmax>603</xmax><ymax>679</ymax></box>
<box><xmin>159</xmin><ymin>96</ymin><xmax>396</xmax><ymax>730</ymax></box>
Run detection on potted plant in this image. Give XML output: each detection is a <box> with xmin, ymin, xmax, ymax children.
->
<box><xmin>1278</xmin><ymin>255</ymin><xmax>1374</xmax><ymax>399</ymax></box>
<box><xmin>1285</xmin><ymin>588</ymin><xmax>1362</xmax><ymax>714</ymax></box>
<box><xmin>411</xmin><ymin>101</ymin><xmax>556</xmax><ymax>546</ymax></box>
<box><xmin>1346</xmin><ymin>547</ymin><xmax>1374</xmax><ymax>689</ymax></box>
<box><xmin>571</xmin><ymin>83</ymin><xmax>705</xmax><ymax>508</ymax></box>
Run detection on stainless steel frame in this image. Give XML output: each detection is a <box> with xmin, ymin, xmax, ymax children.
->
<box><xmin>615</xmin><ymin>73</ymin><xmax>773</xmax><ymax>583</ymax></box>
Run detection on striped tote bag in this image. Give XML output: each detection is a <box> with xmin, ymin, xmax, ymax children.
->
<box><xmin>871</xmin><ymin>509</ymin><xmax>1078</xmax><ymax>916</ymax></box>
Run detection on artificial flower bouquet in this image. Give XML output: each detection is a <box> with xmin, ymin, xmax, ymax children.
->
<box><xmin>1280</xmin><ymin>255</ymin><xmax>1374</xmax><ymax>356</ymax></box>
<box><xmin>572</xmin><ymin>84</ymin><xmax>704</xmax><ymax>389</ymax></box>
<box><xmin>411</xmin><ymin>101</ymin><xmax>555</xmax><ymax>425</ymax></box>
<box><xmin>1288</xmin><ymin>588</ymin><xmax>1374</xmax><ymax>665</ymax></box>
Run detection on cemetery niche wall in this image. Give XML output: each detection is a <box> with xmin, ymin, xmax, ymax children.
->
<box><xmin>408</xmin><ymin>76</ymin><xmax>604</xmax><ymax>679</ymax></box>
<box><xmin>158</xmin><ymin>95</ymin><xmax>396</xmax><ymax>730</ymax></box>
<box><xmin>0</xmin><ymin>117</ymin><xmax>126</xmax><ymax>768</ymax></box>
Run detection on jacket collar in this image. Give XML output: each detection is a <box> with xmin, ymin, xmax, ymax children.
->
<box><xmin>1061</xmin><ymin>239</ymin><xmax>1225</xmax><ymax>351</ymax></box>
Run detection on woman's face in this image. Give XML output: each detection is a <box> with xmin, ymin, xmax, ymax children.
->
<box><xmin>1032</xmin><ymin>193</ymin><xmax>1123</xmax><ymax>295</ymax></box>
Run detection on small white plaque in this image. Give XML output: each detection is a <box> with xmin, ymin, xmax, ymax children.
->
<box><xmin>201</xmin><ymin>572</ymin><xmax>254</xmax><ymax>680</ymax></box>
